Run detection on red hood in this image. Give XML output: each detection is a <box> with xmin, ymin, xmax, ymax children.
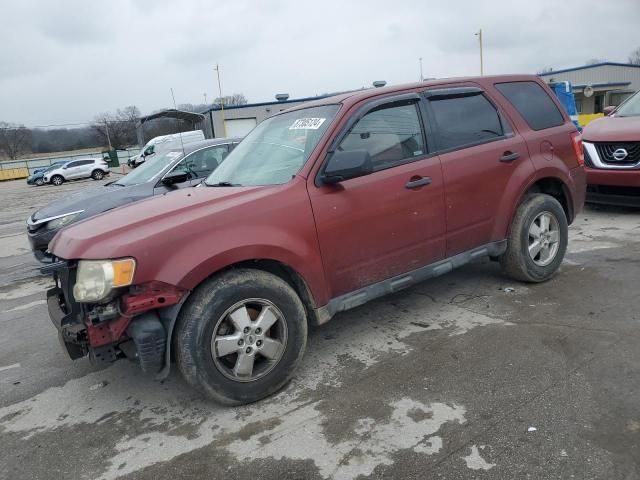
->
<box><xmin>49</xmin><ymin>185</ymin><xmax>266</xmax><ymax>260</ymax></box>
<box><xmin>582</xmin><ymin>116</ymin><xmax>640</xmax><ymax>142</ymax></box>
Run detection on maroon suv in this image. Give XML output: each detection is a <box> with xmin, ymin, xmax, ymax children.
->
<box><xmin>582</xmin><ymin>90</ymin><xmax>640</xmax><ymax>206</ymax></box>
<box><xmin>45</xmin><ymin>75</ymin><xmax>586</xmax><ymax>405</ymax></box>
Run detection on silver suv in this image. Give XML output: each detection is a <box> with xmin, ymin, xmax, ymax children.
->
<box><xmin>43</xmin><ymin>158</ymin><xmax>111</xmax><ymax>186</ymax></box>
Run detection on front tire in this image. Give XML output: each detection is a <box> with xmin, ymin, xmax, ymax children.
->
<box><xmin>91</xmin><ymin>169</ymin><xmax>105</xmax><ymax>180</ymax></box>
<box><xmin>501</xmin><ymin>194</ymin><xmax>568</xmax><ymax>283</ymax></box>
<box><xmin>51</xmin><ymin>175</ymin><xmax>64</xmax><ymax>186</ymax></box>
<box><xmin>175</xmin><ymin>269</ymin><xmax>308</xmax><ymax>405</ymax></box>
<box><xmin>35</xmin><ymin>178</ymin><xmax>44</xmax><ymax>186</ymax></box>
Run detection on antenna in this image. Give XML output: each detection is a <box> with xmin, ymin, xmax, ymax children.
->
<box><xmin>170</xmin><ymin>87</ymin><xmax>187</xmax><ymax>159</ymax></box>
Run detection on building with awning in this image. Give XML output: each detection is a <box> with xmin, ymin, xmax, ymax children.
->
<box><xmin>135</xmin><ymin>109</ymin><xmax>205</xmax><ymax>145</ymax></box>
<box><xmin>538</xmin><ymin>62</ymin><xmax>640</xmax><ymax>115</ymax></box>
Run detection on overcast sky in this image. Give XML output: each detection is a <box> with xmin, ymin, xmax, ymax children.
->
<box><xmin>1</xmin><ymin>0</ymin><xmax>639</xmax><ymax>126</ymax></box>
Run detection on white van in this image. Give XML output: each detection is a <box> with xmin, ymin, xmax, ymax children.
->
<box><xmin>128</xmin><ymin>130</ymin><xmax>206</xmax><ymax>168</ymax></box>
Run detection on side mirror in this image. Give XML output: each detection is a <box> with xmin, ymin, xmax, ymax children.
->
<box><xmin>603</xmin><ymin>106</ymin><xmax>616</xmax><ymax>116</ymax></box>
<box><xmin>162</xmin><ymin>170</ymin><xmax>189</xmax><ymax>186</ymax></box>
<box><xmin>320</xmin><ymin>150</ymin><xmax>373</xmax><ymax>185</ymax></box>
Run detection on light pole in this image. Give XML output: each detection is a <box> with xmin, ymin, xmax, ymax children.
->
<box><xmin>475</xmin><ymin>29</ymin><xmax>484</xmax><ymax>76</ymax></box>
<box><xmin>214</xmin><ymin>64</ymin><xmax>227</xmax><ymax>137</ymax></box>
<box><xmin>419</xmin><ymin>57</ymin><xmax>424</xmax><ymax>81</ymax></box>
<box><xmin>203</xmin><ymin>92</ymin><xmax>207</xmax><ymax>105</ymax></box>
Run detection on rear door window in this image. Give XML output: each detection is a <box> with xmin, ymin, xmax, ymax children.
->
<box><xmin>338</xmin><ymin>101</ymin><xmax>426</xmax><ymax>172</ymax></box>
<box><xmin>495</xmin><ymin>81</ymin><xmax>564</xmax><ymax>130</ymax></box>
<box><xmin>426</xmin><ymin>93</ymin><xmax>505</xmax><ymax>151</ymax></box>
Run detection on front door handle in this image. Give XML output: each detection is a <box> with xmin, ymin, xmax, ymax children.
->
<box><xmin>405</xmin><ymin>176</ymin><xmax>432</xmax><ymax>189</ymax></box>
<box><xmin>500</xmin><ymin>151</ymin><xmax>520</xmax><ymax>163</ymax></box>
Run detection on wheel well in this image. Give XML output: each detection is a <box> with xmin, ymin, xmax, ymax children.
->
<box><xmin>219</xmin><ymin>259</ymin><xmax>321</xmax><ymax>325</ymax></box>
<box><xmin>525</xmin><ymin>178</ymin><xmax>573</xmax><ymax>223</ymax></box>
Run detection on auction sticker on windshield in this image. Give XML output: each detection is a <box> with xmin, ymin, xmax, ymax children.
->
<box><xmin>289</xmin><ymin>118</ymin><xmax>326</xmax><ymax>130</ymax></box>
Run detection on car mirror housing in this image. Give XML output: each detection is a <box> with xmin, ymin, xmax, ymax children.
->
<box><xmin>603</xmin><ymin>106</ymin><xmax>616</xmax><ymax>116</ymax></box>
<box><xmin>320</xmin><ymin>150</ymin><xmax>373</xmax><ymax>184</ymax></box>
<box><xmin>162</xmin><ymin>171</ymin><xmax>189</xmax><ymax>186</ymax></box>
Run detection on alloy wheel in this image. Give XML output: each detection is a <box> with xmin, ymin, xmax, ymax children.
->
<box><xmin>211</xmin><ymin>298</ymin><xmax>288</xmax><ymax>382</ymax></box>
<box><xmin>528</xmin><ymin>211</ymin><xmax>560</xmax><ymax>267</ymax></box>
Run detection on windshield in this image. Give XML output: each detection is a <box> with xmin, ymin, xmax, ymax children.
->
<box><xmin>45</xmin><ymin>162</ymin><xmax>65</xmax><ymax>172</ymax></box>
<box><xmin>616</xmin><ymin>91</ymin><xmax>640</xmax><ymax>117</ymax></box>
<box><xmin>116</xmin><ymin>150</ymin><xmax>183</xmax><ymax>186</ymax></box>
<box><xmin>205</xmin><ymin>105</ymin><xmax>339</xmax><ymax>187</ymax></box>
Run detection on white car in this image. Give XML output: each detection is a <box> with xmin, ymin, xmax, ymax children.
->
<box><xmin>43</xmin><ymin>158</ymin><xmax>111</xmax><ymax>186</ymax></box>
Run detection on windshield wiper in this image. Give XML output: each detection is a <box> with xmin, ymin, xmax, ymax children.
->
<box><xmin>206</xmin><ymin>181</ymin><xmax>241</xmax><ymax>187</ymax></box>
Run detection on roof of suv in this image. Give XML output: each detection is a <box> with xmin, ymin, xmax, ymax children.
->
<box><xmin>285</xmin><ymin>74</ymin><xmax>543</xmax><ymax>112</ymax></box>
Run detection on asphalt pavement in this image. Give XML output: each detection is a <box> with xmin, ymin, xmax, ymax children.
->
<box><xmin>0</xmin><ymin>177</ymin><xmax>639</xmax><ymax>480</ymax></box>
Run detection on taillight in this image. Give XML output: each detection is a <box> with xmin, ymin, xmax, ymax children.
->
<box><xmin>571</xmin><ymin>132</ymin><xmax>584</xmax><ymax>167</ymax></box>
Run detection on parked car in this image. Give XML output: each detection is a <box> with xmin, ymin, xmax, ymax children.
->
<box><xmin>44</xmin><ymin>75</ymin><xmax>585</xmax><ymax>405</ymax></box>
<box><xmin>128</xmin><ymin>130</ymin><xmax>206</xmax><ymax>168</ymax></box>
<box><xmin>26</xmin><ymin>161</ymin><xmax>66</xmax><ymax>186</ymax></box>
<box><xmin>42</xmin><ymin>158</ymin><xmax>111</xmax><ymax>186</ymax></box>
<box><xmin>582</xmin><ymin>90</ymin><xmax>640</xmax><ymax>206</ymax></box>
<box><xmin>27</xmin><ymin>138</ymin><xmax>240</xmax><ymax>262</ymax></box>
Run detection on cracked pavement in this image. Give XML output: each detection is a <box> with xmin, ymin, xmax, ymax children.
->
<box><xmin>1</xmin><ymin>178</ymin><xmax>639</xmax><ymax>479</ymax></box>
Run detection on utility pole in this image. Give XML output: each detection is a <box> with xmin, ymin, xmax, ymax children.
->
<box><xmin>104</xmin><ymin>119</ymin><xmax>112</xmax><ymax>149</ymax></box>
<box><xmin>214</xmin><ymin>64</ymin><xmax>227</xmax><ymax>137</ymax></box>
<box><xmin>203</xmin><ymin>92</ymin><xmax>207</xmax><ymax>105</ymax></box>
<box><xmin>419</xmin><ymin>57</ymin><xmax>424</xmax><ymax>81</ymax></box>
<box><xmin>475</xmin><ymin>29</ymin><xmax>484</xmax><ymax>76</ymax></box>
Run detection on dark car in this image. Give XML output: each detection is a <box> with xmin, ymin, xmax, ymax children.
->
<box><xmin>582</xmin><ymin>90</ymin><xmax>640</xmax><ymax>206</ymax></box>
<box><xmin>26</xmin><ymin>161</ymin><xmax>66</xmax><ymax>186</ymax></box>
<box><xmin>45</xmin><ymin>75</ymin><xmax>585</xmax><ymax>405</ymax></box>
<box><xmin>27</xmin><ymin>137</ymin><xmax>240</xmax><ymax>261</ymax></box>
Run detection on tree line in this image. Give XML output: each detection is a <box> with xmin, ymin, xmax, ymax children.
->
<box><xmin>0</xmin><ymin>94</ymin><xmax>247</xmax><ymax>160</ymax></box>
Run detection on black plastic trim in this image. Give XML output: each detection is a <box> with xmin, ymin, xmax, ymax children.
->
<box><xmin>323</xmin><ymin>240</ymin><xmax>507</xmax><ymax>317</ymax></box>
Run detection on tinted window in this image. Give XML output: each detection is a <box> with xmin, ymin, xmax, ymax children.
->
<box><xmin>427</xmin><ymin>94</ymin><xmax>504</xmax><ymax>151</ymax></box>
<box><xmin>80</xmin><ymin>160</ymin><xmax>94</xmax><ymax>166</ymax></box>
<box><xmin>338</xmin><ymin>102</ymin><xmax>425</xmax><ymax>171</ymax></box>
<box><xmin>182</xmin><ymin>145</ymin><xmax>229</xmax><ymax>178</ymax></box>
<box><xmin>66</xmin><ymin>161</ymin><xmax>81</xmax><ymax>168</ymax></box>
<box><xmin>495</xmin><ymin>81</ymin><xmax>564</xmax><ymax>130</ymax></box>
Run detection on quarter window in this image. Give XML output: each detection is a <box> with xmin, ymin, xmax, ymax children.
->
<box><xmin>338</xmin><ymin>102</ymin><xmax>426</xmax><ymax>171</ymax></box>
<box><xmin>495</xmin><ymin>81</ymin><xmax>564</xmax><ymax>130</ymax></box>
<box><xmin>427</xmin><ymin>94</ymin><xmax>504</xmax><ymax>151</ymax></box>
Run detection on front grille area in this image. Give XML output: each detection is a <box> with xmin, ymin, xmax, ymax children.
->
<box><xmin>595</xmin><ymin>142</ymin><xmax>640</xmax><ymax>166</ymax></box>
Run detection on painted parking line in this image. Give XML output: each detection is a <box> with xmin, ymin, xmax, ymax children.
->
<box><xmin>0</xmin><ymin>363</ymin><xmax>20</xmax><ymax>373</ymax></box>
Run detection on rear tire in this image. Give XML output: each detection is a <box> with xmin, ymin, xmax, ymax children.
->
<box><xmin>35</xmin><ymin>178</ymin><xmax>44</xmax><ymax>186</ymax></box>
<box><xmin>501</xmin><ymin>194</ymin><xmax>568</xmax><ymax>283</ymax></box>
<box><xmin>51</xmin><ymin>175</ymin><xmax>64</xmax><ymax>186</ymax></box>
<box><xmin>175</xmin><ymin>269</ymin><xmax>308</xmax><ymax>405</ymax></box>
<box><xmin>91</xmin><ymin>169</ymin><xmax>105</xmax><ymax>180</ymax></box>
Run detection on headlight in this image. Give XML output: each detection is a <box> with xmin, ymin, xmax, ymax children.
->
<box><xmin>73</xmin><ymin>258</ymin><xmax>136</xmax><ymax>303</ymax></box>
<box><xmin>46</xmin><ymin>212</ymin><xmax>81</xmax><ymax>230</ymax></box>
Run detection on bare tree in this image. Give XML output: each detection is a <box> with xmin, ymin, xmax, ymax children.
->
<box><xmin>92</xmin><ymin>106</ymin><xmax>140</xmax><ymax>149</ymax></box>
<box><xmin>0</xmin><ymin>122</ymin><xmax>32</xmax><ymax>160</ymax></box>
<box><xmin>629</xmin><ymin>47</ymin><xmax>640</xmax><ymax>65</ymax></box>
<box><xmin>213</xmin><ymin>93</ymin><xmax>248</xmax><ymax>107</ymax></box>
<box><xmin>537</xmin><ymin>66</ymin><xmax>553</xmax><ymax>74</ymax></box>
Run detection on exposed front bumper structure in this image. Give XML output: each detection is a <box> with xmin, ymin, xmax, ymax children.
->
<box><xmin>46</xmin><ymin>260</ymin><xmax>187</xmax><ymax>374</ymax></box>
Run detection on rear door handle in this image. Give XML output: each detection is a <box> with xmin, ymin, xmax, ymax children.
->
<box><xmin>405</xmin><ymin>176</ymin><xmax>432</xmax><ymax>189</ymax></box>
<box><xmin>500</xmin><ymin>151</ymin><xmax>520</xmax><ymax>163</ymax></box>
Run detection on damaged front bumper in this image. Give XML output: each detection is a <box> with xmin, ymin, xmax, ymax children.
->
<box><xmin>46</xmin><ymin>260</ymin><xmax>188</xmax><ymax>377</ymax></box>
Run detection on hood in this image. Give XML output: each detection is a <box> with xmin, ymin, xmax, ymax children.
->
<box><xmin>49</xmin><ymin>184</ymin><xmax>266</xmax><ymax>260</ymax></box>
<box><xmin>582</xmin><ymin>116</ymin><xmax>640</xmax><ymax>143</ymax></box>
<box><xmin>31</xmin><ymin>183</ymin><xmax>152</xmax><ymax>223</ymax></box>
